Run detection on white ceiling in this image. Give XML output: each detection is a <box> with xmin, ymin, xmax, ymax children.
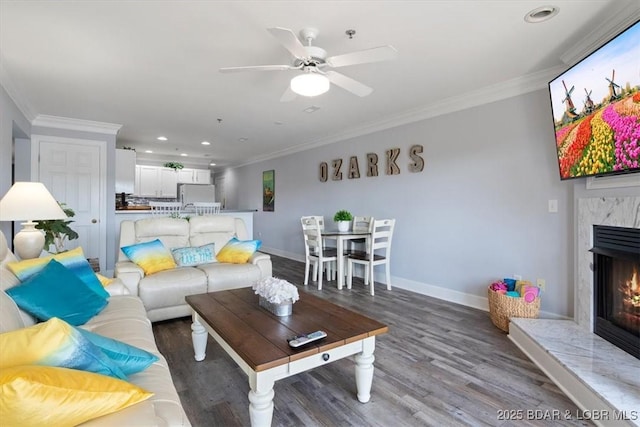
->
<box><xmin>1</xmin><ymin>1</ymin><xmax>639</xmax><ymax>169</ymax></box>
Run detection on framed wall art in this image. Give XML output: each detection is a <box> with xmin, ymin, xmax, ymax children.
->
<box><xmin>262</xmin><ymin>170</ymin><xmax>274</xmax><ymax>212</ymax></box>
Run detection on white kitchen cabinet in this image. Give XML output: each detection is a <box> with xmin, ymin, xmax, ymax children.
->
<box><xmin>115</xmin><ymin>149</ymin><xmax>136</xmax><ymax>194</ymax></box>
<box><xmin>194</xmin><ymin>169</ymin><xmax>211</xmax><ymax>184</ymax></box>
<box><xmin>177</xmin><ymin>168</ymin><xmax>195</xmax><ymax>184</ymax></box>
<box><xmin>158</xmin><ymin>168</ymin><xmax>178</xmax><ymax>197</ymax></box>
<box><xmin>135</xmin><ymin>165</ymin><xmax>177</xmax><ymax>198</ymax></box>
<box><xmin>176</xmin><ymin>168</ymin><xmax>211</xmax><ymax>184</ymax></box>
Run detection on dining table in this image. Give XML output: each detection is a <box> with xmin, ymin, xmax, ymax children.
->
<box><xmin>321</xmin><ymin>228</ymin><xmax>372</xmax><ymax>290</ymax></box>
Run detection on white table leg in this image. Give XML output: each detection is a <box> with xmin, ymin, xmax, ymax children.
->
<box><xmin>191</xmin><ymin>313</ymin><xmax>208</xmax><ymax>362</ymax></box>
<box><xmin>248</xmin><ymin>374</ymin><xmax>275</xmax><ymax>427</ymax></box>
<box><xmin>337</xmin><ymin>236</ymin><xmax>344</xmax><ymax>289</ymax></box>
<box><xmin>355</xmin><ymin>337</ymin><xmax>376</xmax><ymax>403</ymax></box>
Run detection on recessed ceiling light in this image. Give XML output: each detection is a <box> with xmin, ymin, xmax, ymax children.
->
<box><xmin>145</xmin><ymin>150</ymin><xmax>153</xmax><ymax>153</ymax></box>
<box><xmin>303</xmin><ymin>106</ymin><xmax>320</xmax><ymax>114</ymax></box>
<box><xmin>209</xmin><ymin>163</ymin><xmax>216</xmax><ymax>166</ymax></box>
<box><xmin>180</xmin><ymin>153</ymin><xmax>188</xmax><ymax>157</ymax></box>
<box><xmin>201</xmin><ymin>141</ymin><xmax>210</xmax><ymax>145</ymax></box>
<box><xmin>157</xmin><ymin>136</ymin><xmax>168</xmax><ymax>141</ymax></box>
<box><xmin>524</xmin><ymin>6</ymin><xmax>559</xmax><ymax>23</ymax></box>
<box><xmin>238</xmin><ymin>137</ymin><xmax>248</xmax><ymax>142</ymax></box>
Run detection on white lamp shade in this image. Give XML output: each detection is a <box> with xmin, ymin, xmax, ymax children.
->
<box><xmin>290</xmin><ymin>73</ymin><xmax>330</xmax><ymax>97</ymax></box>
<box><xmin>0</xmin><ymin>182</ymin><xmax>67</xmax><ymax>221</ymax></box>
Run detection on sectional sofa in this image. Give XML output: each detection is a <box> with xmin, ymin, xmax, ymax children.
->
<box><xmin>0</xmin><ymin>231</ymin><xmax>191</xmax><ymax>426</ymax></box>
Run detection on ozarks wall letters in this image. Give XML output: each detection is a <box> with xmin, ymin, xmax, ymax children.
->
<box><xmin>319</xmin><ymin>144</ymin><xmax>424</xmax><ymax>182</ymax></box>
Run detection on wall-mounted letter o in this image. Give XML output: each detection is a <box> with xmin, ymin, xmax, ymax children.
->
<box><xmin>319</xmin><ymin>162</ymin><xmax>328</xmax><ymax>182</ymax></box>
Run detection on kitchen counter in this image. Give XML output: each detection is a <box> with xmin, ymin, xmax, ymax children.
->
<box><xmin>115</xmin><ymin>206</ymin><xmax>152</xmax><ymax>211</ymax></box>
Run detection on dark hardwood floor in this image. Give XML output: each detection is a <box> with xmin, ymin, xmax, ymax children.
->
<box><xmin>153</xmin><ymin>255</ymin><xmax>592</xmax><ymax>427</ymax></box>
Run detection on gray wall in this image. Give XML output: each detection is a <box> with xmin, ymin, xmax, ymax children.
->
<box><xmin>0</xmin><ymin>85</ymin><xmax>31</xmax><ymax>241</ymax></box>
<box><xmin>222</xmin><ymin>89</ymin><xmax>580</xmax><ymax>316</ymax></box>
<box><xmin>1</xmin><ymin>85</ymin><xmax>118</xmax><ymax>269</ymax></box>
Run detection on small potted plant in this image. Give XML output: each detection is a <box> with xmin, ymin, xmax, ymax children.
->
<box><xmin>34</xmin><ymin>202</ymin><xmax>79</xmax><ymax>254</ymax></box>
<box><xmin>333</xmin><ymin>210</ymin><xmax>353</xmax><ymax>232</ymax></box>
<box><xmin>164</xmin><ymin>162</ymin><xmax>184</xmax><ymax>171</ymax></box>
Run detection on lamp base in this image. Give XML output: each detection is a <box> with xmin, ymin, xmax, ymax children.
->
<box><xmin>14</xmin><ymin>221</ymin><xmax>45</xmax><ymax>260</ymax></box>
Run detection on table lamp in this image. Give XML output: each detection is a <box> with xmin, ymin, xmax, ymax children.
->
<box><xmin>0</xmin><ymin>182</ymin><xmax>67</xmax><ymax>259</ymax></box>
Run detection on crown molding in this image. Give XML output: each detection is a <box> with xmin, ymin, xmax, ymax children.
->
<box><xmin>133</xmin><ymin>151</ymin><xmax>213</xmax><ymax>169</ymax></box>
<box><xmin>236</xmin><ymin>65</ymin><xmax>565</xmax><ymax>169</ymax></box>
<box><xmin>0</xmin><ymin>57</ymin><xmax>36</xmax><ymax>121</ymax></box>
<box><xmin>560</xmin><ymin>4</ymin><xmax>640</xmax><ymax>66</ymax></box>
<box><xmin>32</xmin><ymin>114</ymin><xmax>122</xmax><ymax>135</ymax></box>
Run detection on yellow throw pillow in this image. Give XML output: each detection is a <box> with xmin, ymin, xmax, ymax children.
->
<box><xmin>216</xmin><ymin>237</ymin><xmax>262</xmax><ymax>264</ymax></box>
<box><xmin>120</xmin><ymin>239</ymin><xmax>177</xmax><ymax>275</ymax></box>
<box><xmin>0</xmin><ymin>365</ymin><xmax>153</xmax><ymax>427</ymax></box>
<box><xmin>0</xmin><ymin>317</ymin><xmax>126</xmax><ymax>379</ymax></box>
<box><xmin>95</xmin><ymin>273</ymin><xmax>114</xmax><ymax>286</ymax></box>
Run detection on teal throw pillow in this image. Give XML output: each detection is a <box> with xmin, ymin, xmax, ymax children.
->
<box><xmin>6</xmin><ymin>260</ymin><xmax>107</xmax><ymax>326</ymax></box>
<box><xmin>76</xmin><ymin>328</ymin><xmax>159</xmax><ymax>376</ymax></box>
<box><xmin>6</xmin><ymin>247</ymin><xmax>109</xmax><ymax>300</ymax></box>
<box><xmin>171</xmin><ymin>243</ymin><xmax>216</xmax><ymax>267</ymax></box>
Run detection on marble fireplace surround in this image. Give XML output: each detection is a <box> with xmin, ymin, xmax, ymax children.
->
<box><xmin>575</xmin><ymin>197</ymin><xmax>640</xmax><ymax>330</ymax></box>
<box><xmin>509</xmin><ymin>196</ymin><xmax>640</xmax><ymax>426</ymax></box>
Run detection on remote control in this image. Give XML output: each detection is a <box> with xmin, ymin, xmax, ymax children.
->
<box><xmin>288</xmin><ymin>330</ymin><xmax>327</xmax><ymax>348</ymax></box>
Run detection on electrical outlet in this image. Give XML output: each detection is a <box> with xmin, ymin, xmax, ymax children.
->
<box><xmin>537</xmin><ymin>278</ymin><xmax>546</xmax><ymax>291</ymax></box>
<box><xmin>514</xmin><ymin>274</ymin><xmax>522</xmax><ymax>281</ymax></box>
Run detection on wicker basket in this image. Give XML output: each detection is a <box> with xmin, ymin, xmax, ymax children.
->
<box><xmin>487</xmin><ymin>287</ymin><xmax>540</xmax><ymax>332</ymax></box>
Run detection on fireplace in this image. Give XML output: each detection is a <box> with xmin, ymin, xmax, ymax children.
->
<box><xmin>591</xmin><ymin>225</ymin><xmax>640</xmax><ymax>359</ymax></box>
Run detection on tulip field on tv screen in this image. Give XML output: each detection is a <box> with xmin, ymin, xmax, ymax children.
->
<box><xmin>553</xmin><ymin>94</ymin><xmax>640</xmax><ymax>179</ymax></box>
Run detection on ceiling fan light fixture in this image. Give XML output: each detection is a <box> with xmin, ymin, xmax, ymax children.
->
<box><xmin>290</xmin><ymin>73</ymin><xmax>330</xmax><ymax>97</ymax></box>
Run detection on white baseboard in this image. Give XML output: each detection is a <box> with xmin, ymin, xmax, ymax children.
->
<box><xmin>259</xmin><ymin>247</ymin><xmax>570</xmax><ymax>319</ymax></box>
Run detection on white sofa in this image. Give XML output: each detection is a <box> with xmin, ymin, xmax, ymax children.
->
<box><xmin>0</xmin><ymin>231</ymin><xmax>191</xmax><ymax>426</ymax></box>
<box><xmin>116</xmin><ymin>215</ymin><xmax>272</xmax><ymax>322</ymax></box>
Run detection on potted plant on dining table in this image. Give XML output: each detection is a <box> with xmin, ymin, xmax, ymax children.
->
<box><xmin>333</xmin><ymin>209</ymin><xmax>353</xmax><ymax>232</ymax></box>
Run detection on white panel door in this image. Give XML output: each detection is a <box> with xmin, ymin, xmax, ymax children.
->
<box><xmin>35</xmin><ymin>137</ymin><xmax>104</xmax><ymax>267</ymax></box>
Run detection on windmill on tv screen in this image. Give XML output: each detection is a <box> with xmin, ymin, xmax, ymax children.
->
<box><xmin>548</xmin><ymin>20</ymin><xmax>640</xmax><ymax>180</ymax></box>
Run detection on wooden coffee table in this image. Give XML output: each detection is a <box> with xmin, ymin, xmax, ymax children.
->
<box><xmin>186</xmin><ymin>288</ymin><xmax>388</xmax><ymax>427</ymax></box>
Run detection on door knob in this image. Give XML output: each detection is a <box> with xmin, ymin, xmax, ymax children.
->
<box><xmin>91</xmin><ymin>219</ymin><xmax>97</xmax><ymax>224</ymax></box>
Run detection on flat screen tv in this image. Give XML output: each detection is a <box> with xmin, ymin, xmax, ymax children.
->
<box><xmin>548</xmin><ymin>19</ymin><xmax>639</xmax><ymax>180</ymax></box>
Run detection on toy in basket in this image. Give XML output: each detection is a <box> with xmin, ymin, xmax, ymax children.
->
<box><xmin>488</xmin><ymin>279</ymin><xmax>540</xmax><ymax>332</ymax></box>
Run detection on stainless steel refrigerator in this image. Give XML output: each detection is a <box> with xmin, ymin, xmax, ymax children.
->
<box><xmin>179</xmin><ymin>184</ymin><xmax>215</xmax><ymax>207</ymax></box>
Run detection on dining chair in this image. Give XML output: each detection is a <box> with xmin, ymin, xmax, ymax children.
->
<box><xmin>301</xmin><ymin>216</ymin><xmax>338</xmax><ymax>290</ymax></box>
<box><xmin>193</xmin><ymin>202</ymin><xmax>221</xmax><ymax>215</ymax></box>
<box><xmin>347</xmin><ymin>216</ymin><xmax>374</xmax><ymax>255</ymax></box>
<box><xmin>346</xmin><ymin>218</ymin><xmax>395</xmax><ymax>295</ymax></box>
<box><xmin>149</xmin><ymin>201</ymin><xmax>182</xmax><ymax>217</ymax></box>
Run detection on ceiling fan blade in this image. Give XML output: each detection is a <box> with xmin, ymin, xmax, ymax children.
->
<box><xmin>219</xmin><ymin>65</ymin><xmax>294</xmax><ymax>73</ymax></box>
<box><xmin>280</xmin><ymin>86</ymin><xmax>297</xmax><ymax>102</ymax></box>
<box><xmin>267</xmin><ymin>27</ymin><xmax>309</xmax><ymax>59</ymax></box>
<box><xmin>326</xmin><ymin>45</ymin><xmax>398</xmax><ymax>68</ymax></box>
<box><xmin>325</xmin><ymin>71</ymin><xmax>373</xmax><ymax>97</ymax></box>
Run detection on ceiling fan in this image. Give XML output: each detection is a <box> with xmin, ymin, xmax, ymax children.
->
<box><xmin>219</xmin><ymin>27</ymin><xmax>397</xmax><ymax>101</ymax></box>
